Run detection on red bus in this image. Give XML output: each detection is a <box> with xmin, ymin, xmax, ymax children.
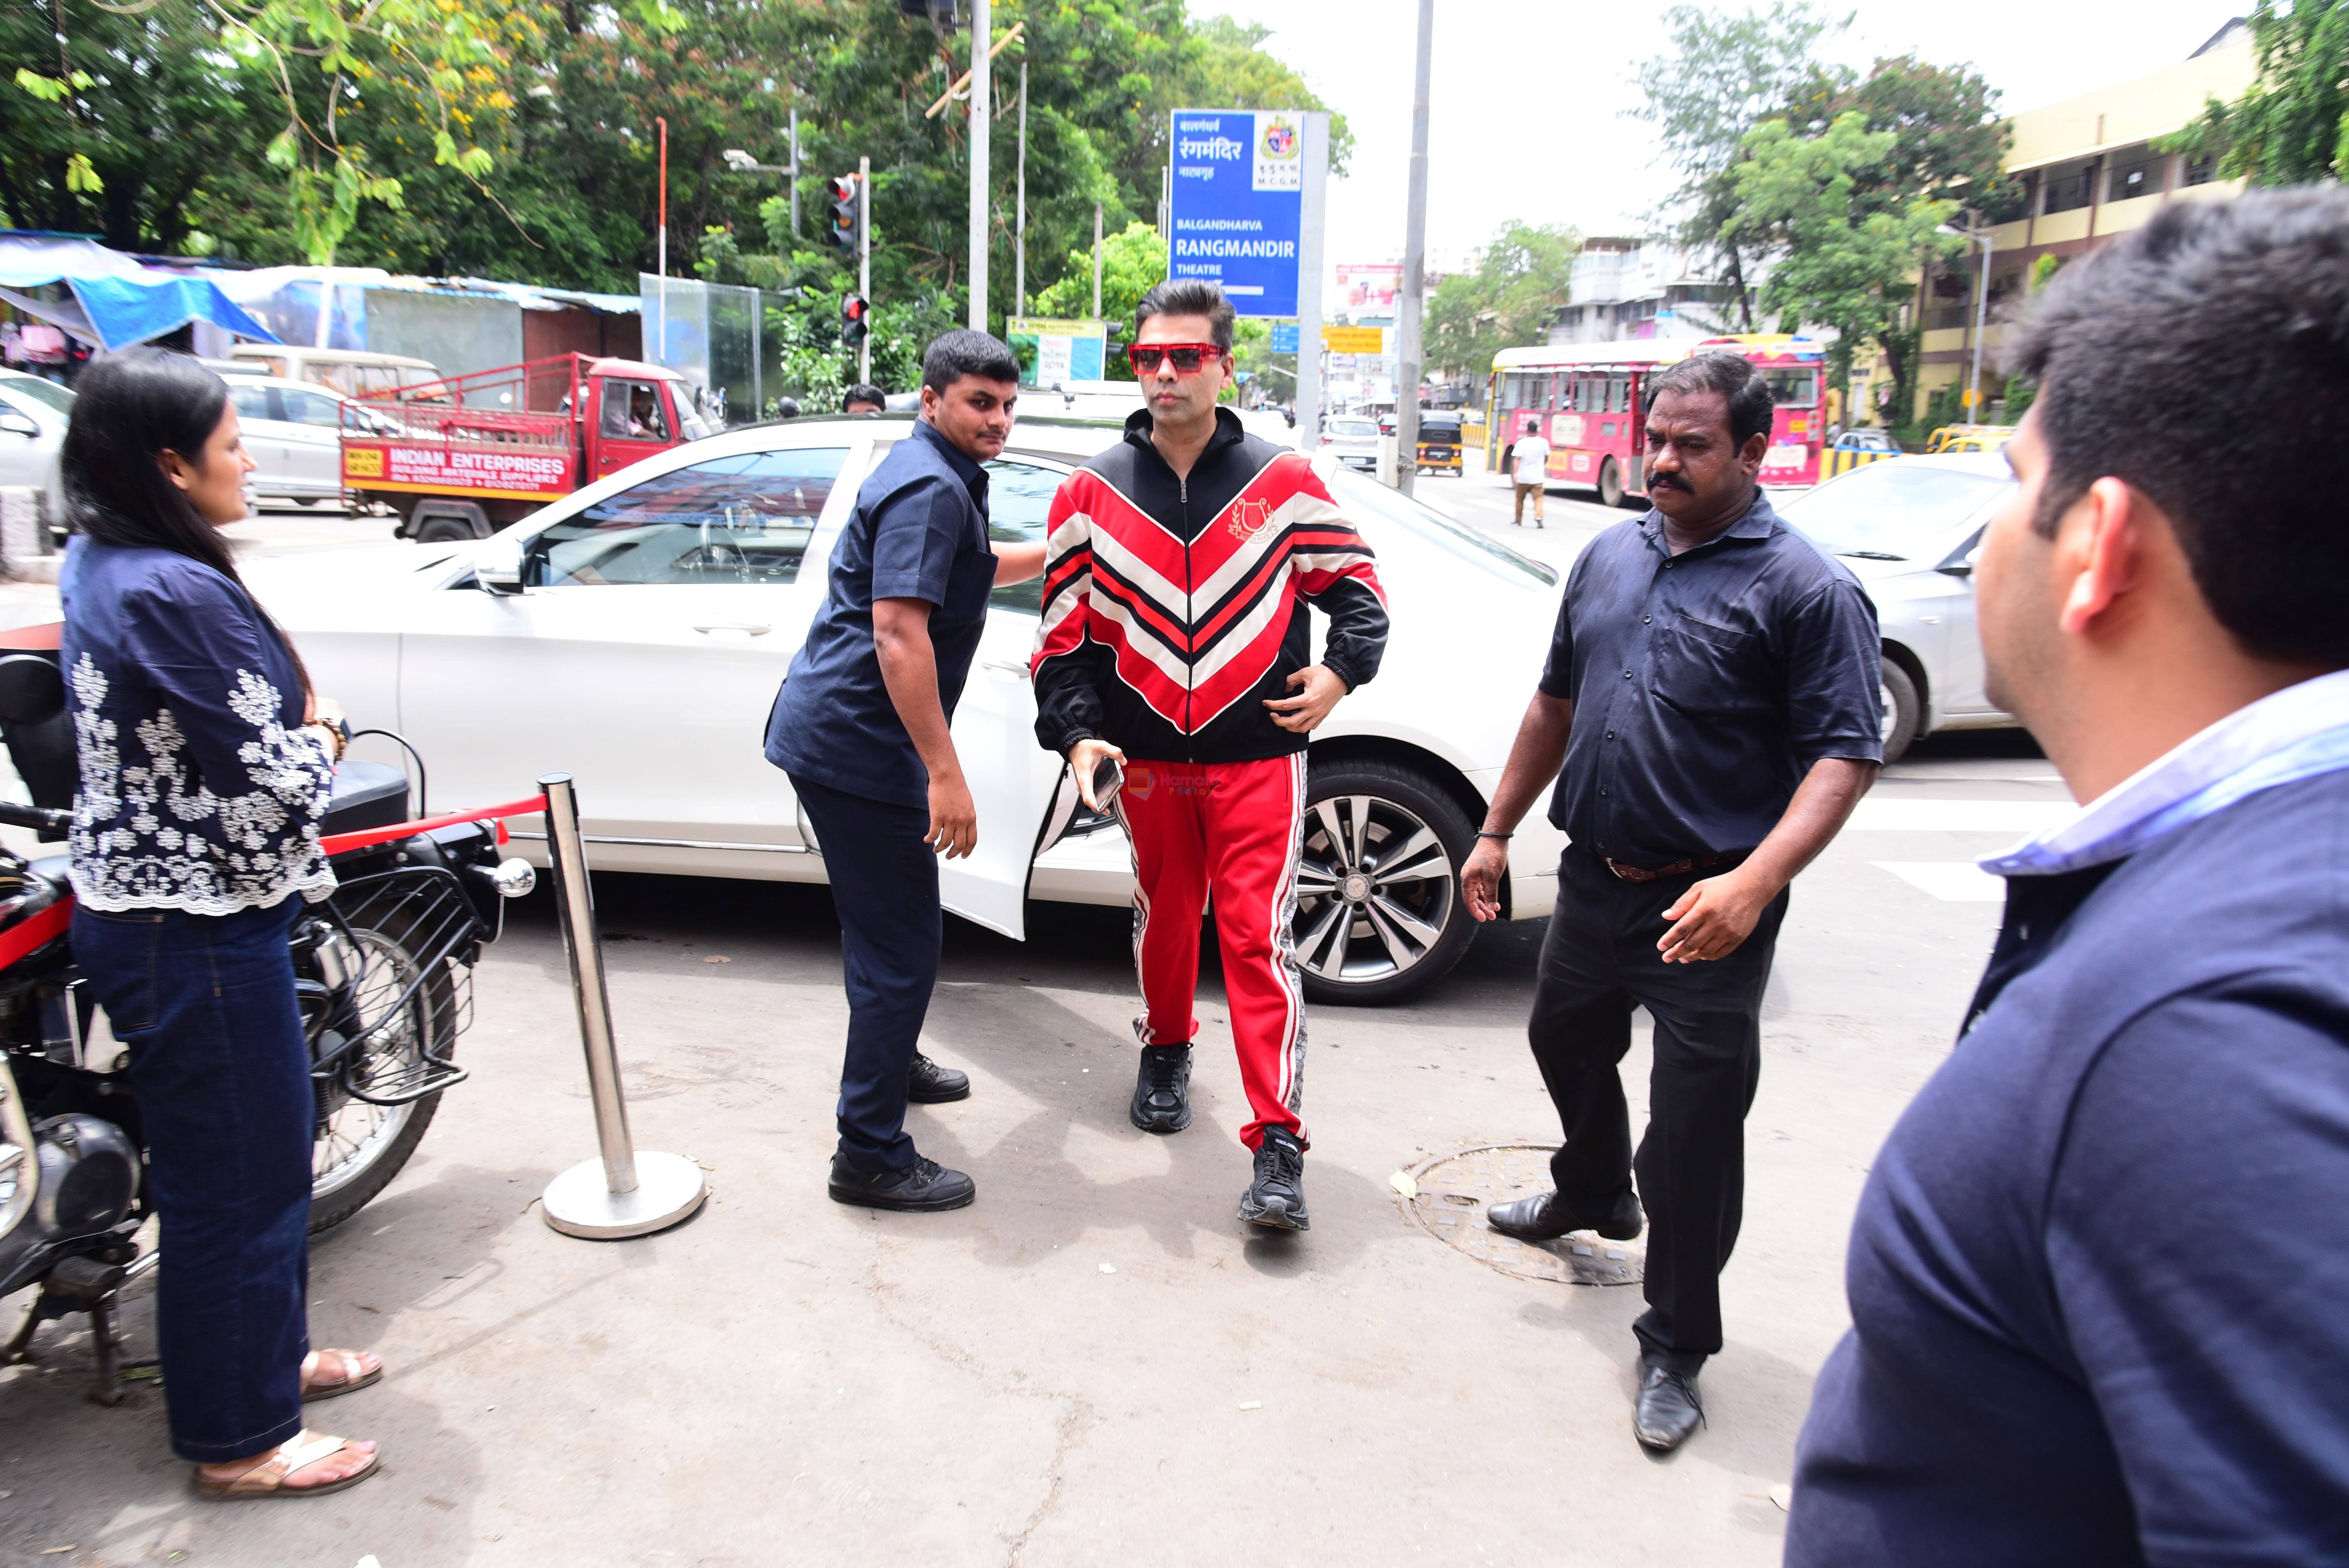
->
<box><xmin>1481</xmin><ymin>334</ymin><xmax>1830</xmax><ymax>503</ymax></box>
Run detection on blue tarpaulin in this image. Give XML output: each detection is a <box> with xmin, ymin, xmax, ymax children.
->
<box><xmin>67</xmin><ymin>274</ymin><xmax>279</xmax><ymax>351</ymax></box>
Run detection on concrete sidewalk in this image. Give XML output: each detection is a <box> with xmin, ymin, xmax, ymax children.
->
<box><xmin>0</xmin><ymin>802</ymin><xmax>2022</xmax><ymax>1565</ymax></box>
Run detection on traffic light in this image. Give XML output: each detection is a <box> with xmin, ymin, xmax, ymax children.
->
<box><xmin>840</xmin><ymin>293</ymin><xmax>870</xmax><ymax>347</ymax></box>
<box><xmin>825</xmin><ymin>174</ymin><xmax>863</xmax><ymax>259</ymax></box>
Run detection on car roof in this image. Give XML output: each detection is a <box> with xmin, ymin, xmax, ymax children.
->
<box><xmin>1873</xmin><ymin>449</ymin><xmax>2012</xmax><ymax>478</ymax></box>
<box><xmin>220</xmin><ymin>371</ymin><xmax>348</xmax><ymax>397</ymax></box>
<box><xmin>727</xmin><ymin>412</ymin><xmax>1131</xmax><ymax>464</ymax></box>
<box><xmin>232</xmin><ymin>346</ymin><xmax>438</xmax><ymax>369</ymax></box>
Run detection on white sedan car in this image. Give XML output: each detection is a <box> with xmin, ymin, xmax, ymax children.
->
<box><xmin>253</xmin><ymin>416</ymin><xmax>1572</xmax><ymax>1004</ymax></box>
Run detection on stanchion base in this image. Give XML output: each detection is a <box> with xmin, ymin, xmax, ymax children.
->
<box><xmin>542</xmin><ymin>1151</ymin><xmax>708</xmax><ymax>1240</ymax></box>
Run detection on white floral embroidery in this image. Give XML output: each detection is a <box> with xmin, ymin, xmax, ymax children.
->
<box><xmin>67</xmin><ymin>650</ymin><xmax>337</xmax><ymax>915</ymax></box>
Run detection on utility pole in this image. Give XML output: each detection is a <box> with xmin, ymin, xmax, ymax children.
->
<box><xmin>655</xmin><ymin>115</ymin><xmax>668</xmax><ymax>368</ymax></box>
<box><xmin>968</xmin><ymin>0</ymin><xmax>990</xmax><ymax>330</ymax></box>
<box><xmin>1968</xmin><ymin>221</ymin><xmax>1993</xmax><ymax>418</ymax></box>
<box><xmin>1294</xmin><ymin>113</ymin><xmax>1330</xmax><ymax>452</ymax></box>
<box><xmin>1015</xmin><ymin>62</ymin><xmax>1028</xmax><ymax>320</ymax></box>
<box><xmin>790</xmin><ymin>107</ymin><xmax>801</xmax><ymax>241</ymax></box>
<box><xmin>1395</xmin><ymin>0</ymin><xmax>1433</xmax><ymax>497</ymax></box>
<box><xmin>1092</xmin><ymin>203</ymin><xmax>1103</xmax><ymax>319</ymax></box>
<box><xmin>859</xmin><ymin>154</ymin><xmax>872</xmax><ymax>386</ymax></box>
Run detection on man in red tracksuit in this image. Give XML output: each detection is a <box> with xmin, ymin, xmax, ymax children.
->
<box><xmin>1030</xmin><ymin>278</ymin><xmax>1389</xmax><ymax>1229</ymax></box>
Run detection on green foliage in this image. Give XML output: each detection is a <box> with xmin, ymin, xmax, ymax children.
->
<box><xmin>1032</xmin><ymin>221</ymin><xmax>1167</xmax><ymax>378</ymax></box>
<box><xmin>2162</xmin><ymin>0</ymin><xmax>2349</xmax><ymax>184</ymax></box>
<box><xmin>1782</xmin><ymin>54</ymin><xmax>2019</xmax><ymax>222</ymax></box>
<box><xmin>1729</xmin><ymin>111</ymin><xmax>1963</xmax><ymax>415</ymax></box>
<box><xmin>1424</xmin><ymin>221</ymin><xmax>1580</xmax><ymax>379</ymax></box>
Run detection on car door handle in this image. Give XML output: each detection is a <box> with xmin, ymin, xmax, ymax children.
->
<box><xmin>693</xmin><ymin>622</ymin><xmax>771</xmax><ymax>637</ymax></box>
<box><xmin>982</xmin><ymin>659</ymin><xmax>1030</xmax><ymax>680</ymax></box>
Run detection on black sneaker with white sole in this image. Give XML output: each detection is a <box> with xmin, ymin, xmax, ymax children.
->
<box><xmin>1238</xmin><ymin>1126</ymin><xmax>1310</xmax><ymax>1230</ymax></box>
<box><xmin>1130</xmin><ymin>1043</ymin><xmax>1194</xmax><ymax>1133</ymax></box>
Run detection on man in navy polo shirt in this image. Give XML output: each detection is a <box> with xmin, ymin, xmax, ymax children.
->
<box><xmin>766</xmin><ymin>330</ymin><xmax>1044</xmax><ymax>1213</ymax></box>
<box><xmin>1462</xmin><ymin>351</ymin><xmax>1883</xmax><ymax>1454</ymax></box>
<box><xmin>1788</xmin><ymin>190</ymin><xmax>2349</xmax><ymax>1562</ymax></box>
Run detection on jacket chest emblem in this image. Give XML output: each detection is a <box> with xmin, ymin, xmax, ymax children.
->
<box><xmin>1225</xmin><ymin>497</ymin><xmax>1274</xmax><ymax>540</ymax></box>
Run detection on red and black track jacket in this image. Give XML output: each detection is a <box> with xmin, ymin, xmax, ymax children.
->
<box><xmin>1031</xmin><ymin>408</ymin><xmax>1389</xmax><ymax>763</ymax></box>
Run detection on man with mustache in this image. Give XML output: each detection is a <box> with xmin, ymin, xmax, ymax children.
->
<box><xmin>1460</xmin><ymin>350</ymin><xmax>1882</xmax><ymax>1453</ymax></box>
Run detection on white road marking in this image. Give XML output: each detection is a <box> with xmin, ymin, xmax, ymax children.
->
<box><xmin>1845</xmin><ymin>798</ymin><xmax>2073</xmax><ymax>834</ymax></box>
<box><xmin>1872</xmin><ymin>861</ymin><xmax>2008</xmax><ymax>902</ymax></box>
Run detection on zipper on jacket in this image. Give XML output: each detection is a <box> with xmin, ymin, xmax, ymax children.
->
<box><xmin>1180</xmin><ymin>472</ymin><xmax>1194</xmax><ymax>760</ymax></box>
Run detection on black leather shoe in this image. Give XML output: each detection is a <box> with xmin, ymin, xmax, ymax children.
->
<box><xmin>1633</xmin><ymin>1365</ymin><xmax>1705</xmax><ymax>1453</ymax></box>
<box><xmin>1238</xmin><ymin>1127</ymin><xmax>1310</xmax><ymax>1230</ymax></box>
<box><xmin>907</xmin><ymin>1052</ymin><xmax>971</xmax><ymax>1104</ymax></box>
<box><xmin>1486</xmin><ymin>1187</ymin><xmax>1643</xmax><ymax>1242</ymax></box>
<box><xmin>827</xmin><ymin>1154</ymin><xmax>975</xmax><ymax>1212</ymax></box>
<box><xmin>1129</xmin><ymin>1043</ymin><xmax>1194</xmax><ymax>1134</ymax></box>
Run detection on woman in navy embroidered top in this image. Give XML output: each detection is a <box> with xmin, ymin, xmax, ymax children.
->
<box><xmin>59</xmin><ymin>349</ymin><xmax>384</xmax><ymax>1499</ymax></box>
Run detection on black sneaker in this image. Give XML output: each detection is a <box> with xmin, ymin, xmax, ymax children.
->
<box><xmin>1238</xmin><ymin>1126</ymin><xmax>1310</xmax><ymax>1230</ymax></box>
<box><xmin>827</xmin><ymin>1154</ymin><xmax>975</xmax><ymax>1213</ymax></box>
<box><xmin>1486</xmin><ymin>1187</ymin><xmax>1643</xmax><ymax>1243</ymax></box>
<box><xmin>1129</xmin><ymin>1043</ymin><xmax>1194</xmax><ymax>1134</ymax></box>
<box><xmin>907</xmin><ymin>1053</ymin><xmax>971</xmax><ymax>1104</ymax></box>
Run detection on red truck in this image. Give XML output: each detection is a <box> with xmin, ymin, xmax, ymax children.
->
<box><xmin>341</xmin><ymin>353</ymin><xmax>707</xmax><ymax>542</ymax></box>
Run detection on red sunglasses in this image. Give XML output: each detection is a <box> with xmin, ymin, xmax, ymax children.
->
<box><xmin>1125</xmin><ymin>342</ymin><xmax>1224</xmax><ymax>375</ymax></box>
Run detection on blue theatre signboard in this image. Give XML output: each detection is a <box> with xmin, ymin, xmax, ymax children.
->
<box><xmin>1169</xmin><ymin>109</ymin><xmax>1305</xmax><ymax>319</ymax></box>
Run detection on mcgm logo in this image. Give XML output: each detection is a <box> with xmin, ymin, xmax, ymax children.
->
<box><xmin>1260</xmin><ymin>119</ymin><xmax>1297</xmax><ymax>161</ymax></box>
<box><xmin>1253</xmin><ymin>112</ymin><xmax>1302</xmax><ymax>192</ymax></box>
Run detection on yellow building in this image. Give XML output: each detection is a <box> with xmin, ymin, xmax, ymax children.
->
<box><xmin>1884</xmin><ymin>19</ymin><xmax>2258</xmax><ymax>423</ymax></box>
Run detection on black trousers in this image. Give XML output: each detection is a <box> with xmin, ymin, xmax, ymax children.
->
<box><xmin>1528</xmin><ymin>846</ymin><xmax>1787</xmax><ymax>1370</ymax></box>
<box><xmin>792</xmin><ymin>775</ymin><xmax>941</xmax><ymax>1173</ymax></box>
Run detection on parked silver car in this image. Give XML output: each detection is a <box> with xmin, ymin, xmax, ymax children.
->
<box><xmin>222</xmin><ymin>374</ymin><xmax>370</xmax><ymax>508</ymax></box>
<box><xmin>0</xmin><ymin>370</ymin><xmax>71</xmax><ymax>530</ymax></box>
<box><xmin>1319</xmin><ymin>415</ymin><xmax>1381</xmax><ymax>472</ymax></box>
<box><xmin>1777</xmin><ymin>452</ymin><xmax>2021</xmax><ymax>761</ymax></box>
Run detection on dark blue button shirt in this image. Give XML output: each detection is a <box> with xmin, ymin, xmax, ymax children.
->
<box><xmin>1536</xmin><ymin>492</ymin><xmax>1882</xmax><ymax>866</ymax></box>
<box><xmin>766</xmin><ymin>421</ymin><xmax>996</xmax><ymax>810</ymax></box>
<box><xmin>1788</xmin><ymin>770</ymin><xmax>2349</xmax><ymax>1566</ymax></box>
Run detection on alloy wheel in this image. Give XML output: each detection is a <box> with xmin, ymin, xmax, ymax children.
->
<box><xmin>1293</xmin><ymin>793</ymin><xmax>1458</xmax><ymax>987</ymax></box>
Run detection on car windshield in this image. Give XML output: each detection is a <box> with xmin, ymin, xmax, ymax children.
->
<box><xmin>1329</xmin><ymin>420</ymin><xmax>1376</xmax><ymax>439</ymax></box>
<box><xmin>0</xmin><ymin>376</ymin><xmax>73</xmax><ymax>416</ymax></box>
<box><xmin>1780</xmin><ymin>462</ymin><xmax>2009</xmax><ymax>559</ymax></box>
<box><xmin>1326</xmin><ymin>467</ymin><xmax>1556</xmax><ymax>587</ymax></box>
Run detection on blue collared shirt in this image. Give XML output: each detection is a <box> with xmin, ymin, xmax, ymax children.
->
<box><xmin>1984</xmin><ymin>667</ymin><xmax>2349</xmax><ymax>877</ymax></box>
<box><xmin>766</xmin><ymin>420</ymin><xmax>996</xmax><ymax>810</ymax></box>
<box><xmin>1536</xmin><ymin>490</ymin><xmax>1883</xmax><ymax>866</ymax></box>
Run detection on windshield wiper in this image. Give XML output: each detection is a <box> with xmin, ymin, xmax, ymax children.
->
<box><xmin>1838</xmin><ymin>550</ymin><xmax>1908</xmax><ymax>561</ymax></box>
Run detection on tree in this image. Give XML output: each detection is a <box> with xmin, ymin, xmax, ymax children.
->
<box><xmin>1728</xmin><ymin>111</ymin><xmax>1962</xmax><ymax>421</ymax></box>
<box><xmin>1032</xmin><ymin>221</ymin><xmax>1166</xmax><ymax>378</ymax></box>
<box><xmin>2163</xmin><ymin>0</ymin><xmax>2349</xmax><ymax>185</ymax></box>
<box><xmin>1631</xmin><ymin>0</ymin><xmax>1849</xmax><ymax>330</ymax></box>
<box><xmin>1424</xmin><ymin>221</ymin><xmax>1579</xmax><ymax>380</ymax></box>
<box><xmin>1785</xmin><ymin>55</ymin><xmax>2020</xmax><ymax>223</ymax></box>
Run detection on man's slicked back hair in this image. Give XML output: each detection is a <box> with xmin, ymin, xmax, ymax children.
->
<box><xmin>1646</xmin><ymin>351</ymin><xmax>1774</xmax><ymax>449</ymax></box>
<box><xmin>922</xmin><ymin>329</ymin><xmax>1021</xmax><ymax>395</ymax></box>
<box><xmin>1134</xmin><ymin>278</ymin><xmax>1237</xmax><ymax>351</ymax></box>
<box><xmin>2006</xmin><ymin>188</ymin><xmax>2349</xmax><ymax>666</ymax></box>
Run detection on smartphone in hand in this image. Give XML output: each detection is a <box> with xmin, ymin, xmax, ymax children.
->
<box><xmin>1091</xmin><ymin>755</ymin><xmax>1125</xmax><ymax>810</ymax></box>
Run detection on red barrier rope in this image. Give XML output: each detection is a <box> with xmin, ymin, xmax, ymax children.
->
<box><xmin>319</xmin><ymin>793</ymin><xmax>549</xmax><ymax>858</ymax></box>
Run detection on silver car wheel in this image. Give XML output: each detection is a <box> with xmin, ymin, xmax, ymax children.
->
<box><xmin>1293</xmin><ymin>793</ymin><xmax>1458</xmax><ymax>985</ymax></box>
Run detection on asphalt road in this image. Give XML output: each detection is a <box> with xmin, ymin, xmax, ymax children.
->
<box><xmin>0</xmin><ymin>468</ymin><xmax>2058</xmax><ymax>1567</ymax></box>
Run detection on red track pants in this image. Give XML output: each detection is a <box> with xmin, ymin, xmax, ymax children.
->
<box><xmin>1115</xmin><ymin>754</ymin><xmax>1308</xmax><ymax>1151</ymax></box>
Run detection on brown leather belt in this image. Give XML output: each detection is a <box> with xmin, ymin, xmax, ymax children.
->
<box><xmin>1603</xmin><ymin>852</ymin><xmax>1743</xmax><ymax>884</ymax></box>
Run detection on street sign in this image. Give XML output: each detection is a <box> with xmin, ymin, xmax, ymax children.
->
<box><xmin>1168</xmin><ymin>109</ymin><xmax>1306</xmax><ymax>317</ymax></box>
<box><xmin>1007</xmin><ymin>317</ymin><xmax>1107</xmax><ymax>387</ymax></box>
<box><xmin>1269</xmin><ymin>322</ymin><xmax>1299</xmax><ymax>353</ymax></box>
<box><xmin>1323</xmin><ymin>325</ymin><xmax>1384</xmax><ymax>353</ymax></box>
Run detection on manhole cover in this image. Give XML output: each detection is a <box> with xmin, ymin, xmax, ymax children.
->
<box><xmin>1399</xmin><ymin>1144</ymin><xmax>1644</xmax><ymax>1287</ymax></box>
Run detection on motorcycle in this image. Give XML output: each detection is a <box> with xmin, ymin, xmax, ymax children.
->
<box><xmin>0</xmin><ymin>643</ymin><xmax>535</xmax><ymax>1402</ymax></box>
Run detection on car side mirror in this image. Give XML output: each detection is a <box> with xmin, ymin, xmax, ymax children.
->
<box><xmin>0</xmin><ymin>409</ymin><xmax>39</xmax><ymax>439</ymax></box>
<box><xmin>474</xmin><ymin>532</ymin><xmax>526</xmax><ymax>595</ymax></box>
<box><xmin>1937</xmin><ymin>545</ymin><xmax>1981</xmax><ymax>579</ymax></box>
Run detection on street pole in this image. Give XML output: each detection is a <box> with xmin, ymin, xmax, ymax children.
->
<box><xmin>968</xmin><ymin>0</ymin><xmax>990</xmax><ymax>331</ymax></box>
<box><xmin>1395</xmin><ymin>0</ymin><xmax>1433</xmax><ymax>496</ymax></box>
<box><xmin>859</xmin><ymin>153</ymin><xmax>872</xmax><ymax>386</ymax></box>
<box><xmin>655</xmin><ymin>115</ymin><xmax>668</xmax><ymax>368</ymax></box>
<box><xmin>1968</xmin><ymin>224</ymin><xmax>1993</xmax><ymax>419</ymax></box>
<box><xmin>789</xmin><ymin>106</ymin><xmax>802</xmax><ymax>241</ymax></box>
<box><xmin>1016</xmin><ymin>61</ymin><xmax>1028</xmax><ymax>320</ymax></box>
<box><xmin>1092</xmin><ymin>202</ymin><xmax>1103</xmax><ymax>319</ymax></box>
<box><xmin>1295</xmin><ymin>112</ymin><xmax>1330</xmax><ymax>453</ymax></box>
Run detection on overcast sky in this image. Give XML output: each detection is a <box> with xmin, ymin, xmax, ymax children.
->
<box><xmin>1197</xmin><ymin>0</ymin><xmax>2246</xmax><ymax>278</ymax></box>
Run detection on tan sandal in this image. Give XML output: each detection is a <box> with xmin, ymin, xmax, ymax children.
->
<box><xmin>193</xmin><ymin>1430</ymin><xmax>380</xmax><ymax>1500</ymax></box>
<box><xmin>300</xmin><ymin>1347</ymin><xmax>381</xmax><ymax>1402</ymax></box>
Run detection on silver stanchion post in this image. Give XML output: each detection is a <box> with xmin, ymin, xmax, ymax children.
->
<box><xmin>537</xmin><ymin>772</ymin><xmax>708</xmax><ymax>1239</ymax></box>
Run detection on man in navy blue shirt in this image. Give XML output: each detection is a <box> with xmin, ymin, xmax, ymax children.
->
<box><xmin>1462</xmin><ymin>351</ymin><xmax>1882</xmax><ymax>1454</ymax></box>
<box><xmin>1787</xmin><ymin>190</ymin><xmax>2349</xmax><ymax>1564</ymax></box>
<box><xmin>766</xmin><ymin>331</ymin><xmax>1044</xmax><ymax>1213</ymax></box>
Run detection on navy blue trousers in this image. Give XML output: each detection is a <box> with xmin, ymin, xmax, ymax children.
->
<box><xmin>72</xmin><ymin>896</ymin><xmax>313</xmax><ymax>1463</ymax></box>
<box><xmin>792</xmin><ymin>775</ymin><xmax>942</xmax><ymax>1172</ymax></box>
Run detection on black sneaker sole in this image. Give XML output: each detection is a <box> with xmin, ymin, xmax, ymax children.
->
<box><xmin>826</xmin><ymin>1180</ymin><xmax>975</xmax><ymax>1213</ymax></box>
<box><xmin>1130</xmin><ymin>1103</ymin><xmax>1193</xmax><ymax>1134</ymax></box>
<box><xmin>907</xmin><ymin>1081</ymin><xmax>972</xmax><ymax>1105</ymax></box>
<box><xmin>1237</xmin><ymin>1197</ymin><xmax>1310</xmax><ymax>1231</ymax></box>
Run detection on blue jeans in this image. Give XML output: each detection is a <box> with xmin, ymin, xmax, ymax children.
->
<box><xmin>72</xmin><ymin>896</ymin><xmax>313</xmax><ymax>1463</ymax></box>
<box><xmin>790</xmin><ymin>775</ymin><xmax>941</xmax><ymax>1172</ymax></box>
